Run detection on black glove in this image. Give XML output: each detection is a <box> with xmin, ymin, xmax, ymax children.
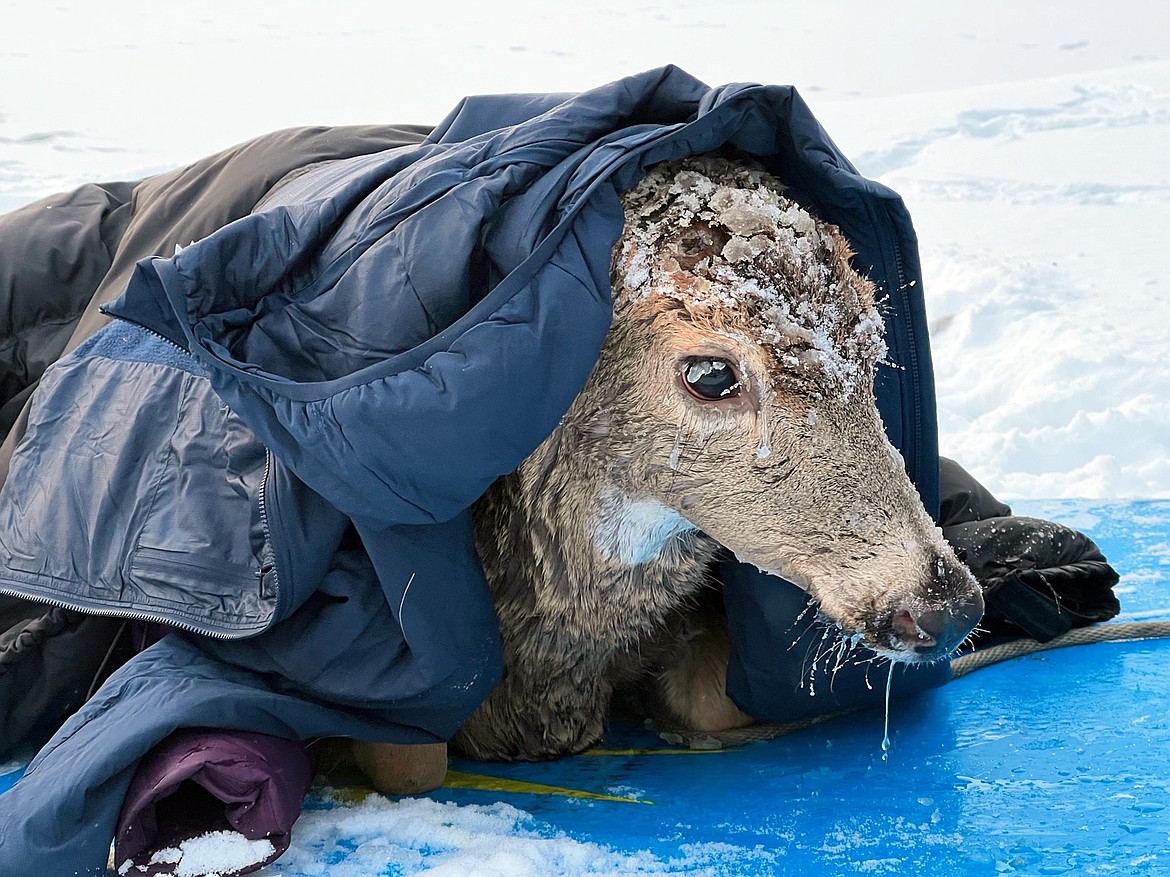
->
<box><xmin>939</xmin><ymin>458</ymin><xmax>1120</xmax><ymax>643</ymax></box>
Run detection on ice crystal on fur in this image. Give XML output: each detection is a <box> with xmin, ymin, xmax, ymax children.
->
<box><xmin>617</xmin><ymin>156</ymin><xmax>887</xmax><ymax>397</ymax></box>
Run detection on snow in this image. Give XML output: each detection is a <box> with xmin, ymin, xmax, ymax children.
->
<box><xmin>2</xmin><ymin>0</ymin><xmax>1165</xmax><ymax>500</ymax></box>
<box><xmin>254</xmin><ymin>791</ymin><xmax>777</xmax><ymax>876</ymax></box>
<box><xmin>117</xmin><ymin>831</ymin><xmax>276</xmax><ymax>876</ymax></box>
<box><xmin>813</xmin><ymin>63</ymin><xmax>1170</xmax><ymax>500</ymax></box>
<box><xmin>2</xmin><ymin>3</ymin><xmax>1167</xmax><ymax>874</ymax></box>
<box><xmin>163</xmin><ymin>833</ymin><xmax>275</xmax><ymax>877</ymax></box>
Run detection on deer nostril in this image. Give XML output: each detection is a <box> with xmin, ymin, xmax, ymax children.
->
<box><xmin>895</xmin><ymin>591</ymin><xmax>985</xmax><ymax>657</ymax></box>
<box><xmin>892</xmin><ymin>608</ymin><xmax>937</xmax><ymax>651</ymax></box>
<box><xmin>914</xmin><ymin>608</ymin><xmax>952</xmax><ymax>651</ymax></box>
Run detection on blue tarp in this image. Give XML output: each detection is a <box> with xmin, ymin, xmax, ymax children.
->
<box><xmin>0</xmin><ymin>66</ymin><xmax>941</xmax><ymax>874</ymax></box>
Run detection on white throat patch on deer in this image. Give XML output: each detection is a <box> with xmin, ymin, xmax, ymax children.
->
<box><xmin>456</xmin><ymin>155</ymin><xmax>983</xmax><ymax>762</ymax></box>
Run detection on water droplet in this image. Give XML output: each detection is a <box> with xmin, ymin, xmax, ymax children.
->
<box><xmin>881</xmin><ymin>660</ymin><xmax>894</xmax><ymax>761</ymax></box>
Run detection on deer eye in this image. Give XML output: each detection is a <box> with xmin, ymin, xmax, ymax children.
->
<box><xmin>681</xmin><ymin>357</ymin><xmax>743</xmax><ymax>401</ymax></box>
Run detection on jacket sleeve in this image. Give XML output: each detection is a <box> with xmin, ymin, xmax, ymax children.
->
<box><xmin>0</xmin><ymin>537</ymin><xmax>499</xmax><ymax>877</ymax></box>
<box><xmin>113</xmin><ymin>728</ymin><xmax>315</xmax><ymax>875</ymax></box>
<box><xmin>0</xmin><ymin>636</ymin><xmax>320</xmax><ymax>876</ymax></box>
<box><xmin>0</xmin><ymin>181</ymin><xmax>135</xmax><ymax>439</ymax></box>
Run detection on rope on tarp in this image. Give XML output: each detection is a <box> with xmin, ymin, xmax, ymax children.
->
<box><xmin>949</xmin><ymin>620</ymin><xmax>1170</xmax><ymax>678</ymax></box>
<box><xmin>658</xmin><ymin>621</ymin><xmax>1170</xmax><ymax>749</ymax></box>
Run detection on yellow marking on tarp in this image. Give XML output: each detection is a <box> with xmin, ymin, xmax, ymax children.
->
<box><xmin>442</xmin><ymin>769</ymin><xmax>654</xmax><ymax>804</ymax></box>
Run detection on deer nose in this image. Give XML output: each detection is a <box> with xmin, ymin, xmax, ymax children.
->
<box><xmin>891</xmin><ymin>590</ymin><xmax>984</xmax><ymax>658</ymax></box>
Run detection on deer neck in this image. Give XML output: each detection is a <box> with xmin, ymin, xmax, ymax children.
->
<box><xmin>472</xmin><ymin>421</ymin><xmax>716</xmax><ymax>659</ymax></box>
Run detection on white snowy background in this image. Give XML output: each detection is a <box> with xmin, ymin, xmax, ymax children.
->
<box><xmin>2</xmin><ymin>1</ymin><xmax>1168</xmax><ymax>874</ymax></box>
<box><xmin>3</xmin><ymin>0</ymin><xmax>1167</xmax><ymax>502</ymax></box>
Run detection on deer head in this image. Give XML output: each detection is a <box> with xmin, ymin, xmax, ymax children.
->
<box><xmin>571</xmin><ymin>156</ymin><xmax>983</xmax><ymax>662</ymax></box>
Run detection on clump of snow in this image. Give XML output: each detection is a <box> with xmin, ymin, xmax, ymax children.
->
<box><xmin>615</xmin><ymin>157</ymin><xmax>888</xmax><ymax>399</ymax></box>
<box><xmin>119</xmin><ymin>830</ymin><xmax>275</xmax><ymax>877</ymax></box>
<box><xmin>148</xmin><ymin>847</ymin><xmax>183</xmax><ymax>866</ymax></box>
<box><xmin>253</xmin><ymin>790</ymin><xmax>764</xmax><ymax>876</ymax></box>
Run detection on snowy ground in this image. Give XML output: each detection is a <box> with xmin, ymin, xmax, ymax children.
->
<box><xmin>257</xmin><ymin>794</ymin><xmax>758</xmax><ymax>877</ymax></box>
<box><xmin>2</xmin><ymin>0</ymin><xmax>1167</xmax><ymax>500</ymax></box>
<box><xmin>3</xmin><ymin>4</ymin><xmax>1168</xmax><ymax>874</ymax></box>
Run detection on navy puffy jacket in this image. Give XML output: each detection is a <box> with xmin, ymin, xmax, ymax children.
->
<box><xmin>0</xmin><ymin>66</ymin><xmax>941</xmax><ymax>874</ymax></box>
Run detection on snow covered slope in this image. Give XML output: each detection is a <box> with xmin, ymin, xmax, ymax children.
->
<box><xmin>2</xmin><ymin>0</ymin><xmax>1166</xmax><ymax>499</ymax></box>
<box><xmin>817</xmin><ymin>65</ymin><xmax>1170</xmax><ymax>499</ymax></box>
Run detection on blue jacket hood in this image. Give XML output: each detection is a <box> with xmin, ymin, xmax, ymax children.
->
<box><xmin>107</xmin><ymin>65</ymin><xmax>938</xmax><ymax>529</ymax></box>
<box><xmin>0</xmin><ymin>67</ymin><xmax>944</xmax><ymax>875</ymax></box>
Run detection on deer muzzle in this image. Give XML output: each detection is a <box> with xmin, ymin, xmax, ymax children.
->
<box><xmin>852</xmin><ymin>547</ymin><xmax>985</xmax><ymax>663</ymax></box>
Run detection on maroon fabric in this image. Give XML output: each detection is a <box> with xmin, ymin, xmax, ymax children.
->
<box><xmin>115</xmin><ymin>728</ymin><xmax>316</xmax><ymax>875</ymax></box>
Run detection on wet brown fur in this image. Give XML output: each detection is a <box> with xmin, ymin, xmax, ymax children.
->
<box><xmin>449</xmin><ymin>156</ymin><xmax>980</xmax><ymax>762</ymax></box>
<box><xmin>345</xmin><ymin>157</ymin><xmax>982</xmax><ymax>779</ymax></box>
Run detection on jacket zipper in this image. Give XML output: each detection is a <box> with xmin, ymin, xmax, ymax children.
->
<box><xmin>256</xmin><ymin>448</ymin><xmax>282</xmax><ymax>611</ymax></box>
<box><xmin>888</xmin><ymin>231</ymin><xmax>924</xmax><ymax>487</ymax></box>
<box><xmin>0</xmin><ymin>583</ymin><xmax>257</xmax><ymax>640</ymax></box>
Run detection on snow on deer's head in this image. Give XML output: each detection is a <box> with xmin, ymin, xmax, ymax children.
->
<box><xmin>578</xmin><ymin>156</ymin><xmax>982</xmax><ymax>662</ymax></box>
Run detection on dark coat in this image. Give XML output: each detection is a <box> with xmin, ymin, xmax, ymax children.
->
<box><xmin>0</xmin><ymin>66</ymin><xmax>946</xmax><ymax>874</ymax></box>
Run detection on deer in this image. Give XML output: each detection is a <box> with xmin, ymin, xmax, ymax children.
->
<box><xmin>336</xmin><ymin>155</ymin><xmax>985</xmax><ymax>792</ymax></box>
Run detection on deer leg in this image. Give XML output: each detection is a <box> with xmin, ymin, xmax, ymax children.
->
<box><xmin>640</xmin><ymin>616</ymin><xmax>754</xmax><ymax>734</ymax></box>
<box><xmin>327</xmin><ymin>739</ymin><xmax>449</xmax><ymax>795</ymax></box>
